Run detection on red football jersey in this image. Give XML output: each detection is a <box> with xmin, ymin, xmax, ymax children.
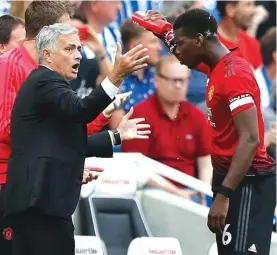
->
<box><xmin>200</xmin><ymin>49</ymin><xmax>275</xmax><ymax>175</ymax></box>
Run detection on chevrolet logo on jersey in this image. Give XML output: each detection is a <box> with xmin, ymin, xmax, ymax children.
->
<box><xmin>208</xmin><ymin>85</ymin><xmax>214</xmax><ymax>101</ymax></box>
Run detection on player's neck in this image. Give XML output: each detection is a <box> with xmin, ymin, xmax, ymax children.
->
<box><xmin>218</xmin><ymin>19</ymin><xmax>240</xmax><ymax>42</ymax></box>
<box><xmin>23</xmin><ymin>39</ymin><xmax>39</xmax><ymax>64</ymax></box>
<box><xmin>203</xmin><ymin>42</ymin><xmax>230</xmax><ymax>70</ymax></box>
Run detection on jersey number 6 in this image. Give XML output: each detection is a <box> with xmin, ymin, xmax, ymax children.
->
<box><xmin>222</xmin><ymin>224</ymin><xmax>232</xmax><ymax>245</ymax></box>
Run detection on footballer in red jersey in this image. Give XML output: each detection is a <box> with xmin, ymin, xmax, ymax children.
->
<box><xmin>146</xmin><ymin>8</ymin><xmax>276</xmax><ymax>255</ymax></box>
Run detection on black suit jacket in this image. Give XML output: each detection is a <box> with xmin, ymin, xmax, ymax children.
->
<box><xmin>4</xmin><ymin>66</ymin><xmax>113</xmax><ymax>218</ymax></box>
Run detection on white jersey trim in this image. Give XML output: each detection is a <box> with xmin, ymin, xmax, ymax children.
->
<box><xmin>229</xmin><ymin>94</ymin><xmax>254</xmax><ymax>112</ymax></box>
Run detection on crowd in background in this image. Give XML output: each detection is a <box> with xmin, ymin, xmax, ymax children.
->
<box><xmin>0</xmin><ymin>0</ymin><xmax>276</xmax><ymax>203</ymax></box>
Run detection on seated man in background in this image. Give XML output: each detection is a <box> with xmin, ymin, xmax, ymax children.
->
<box><xmin>121</xmin><ymin>54</ymin><xmax>213</xmax><ymax>201</ymax></box>
<box><xmin>0</xmin><ymin>14</ymin><xmax>25</xmax><ymax>55</ymax></box>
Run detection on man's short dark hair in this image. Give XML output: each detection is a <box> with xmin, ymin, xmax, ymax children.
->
<box><xmin>121</xmin><ymin>18</ymin><xmax>144</xmax><ymax>51</ymax></box>
<box><xmin>25</xmin><ymin>1</ymin><xmax>74</xmax><ymax>38</ymax></box>
<box><xmin>173</xmin><ymin>9</ymin><xmax>218</xmax><ymax>38</ymax></box>
<box><xmin>260</xmin><ymin>27</ymin><xmax>276</xmax><ymax>67</ymax></box>
<box><xmin>217</xmin><ymin>1</ymin><xmax>238</xmax><ymax>17</ymax></box>
<box><xmin>0</xmin><ymin>15</ymin><xmax>24</xmax><ymax>44</ymax></box>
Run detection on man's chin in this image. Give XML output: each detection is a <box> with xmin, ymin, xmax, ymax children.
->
<box><xmin>65</xmin><ymin>73</ymin><xmax>77</xmax><ymax>81</ymax></box>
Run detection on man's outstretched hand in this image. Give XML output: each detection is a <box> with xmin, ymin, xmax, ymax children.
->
<box><xmin>82</xmin><ymin>166</ymin><xmax>104</xmax><ymax>184</ymax></box>
<box><xmin>117</xmin><ymin>107</ymin><xmax>151</xmax><ymax>140</ymax></box>
<box><xmin>108</xmin><ymin>43</ymin><xmax>149</xmax><ymax>87</ymax></box>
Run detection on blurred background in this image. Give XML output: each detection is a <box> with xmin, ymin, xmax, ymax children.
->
<box><xmin>0</xmin><ymin>1</ymin><xmax>276</xmax><ymax>254</ymax></box>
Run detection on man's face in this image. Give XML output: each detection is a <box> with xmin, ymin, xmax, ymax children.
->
<box><xmin>232</xmin><ymin>1</ymin><xmax>255</xmax><ymax>28</ymax></box>
<box><xmin>92</xmin><ymin>1</ymin><xmax>121</xmax><ymax>25</ymax></box>
<box><xmin>155</xmin><ymin>61</ymin><xmax>190</xmax><ymax>104</ymax></box>
<box><xmin>139</xmin><ymin>31</ymin><xmax>162</xmax><ymax>64</ymax></box>
<box><xmin>173</xmin><ymin>28</ymin><xmax>203</xmax><ymax>69</ymax></box>
<box><xmin>44</xmin><ymin>33</ymin><xmax>82</xmax><ymax>81</ymax></box>
<box><xmin>0</xmin><ymin>24</ymin><xmax>25</xmax><ymax>55</ymax></box>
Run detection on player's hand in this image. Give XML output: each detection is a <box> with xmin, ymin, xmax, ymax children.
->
<box><xmin>252</xmin><ymin>5</ymin><xmax>269</xmax><ymax>26</ymax></box>
<box><xmin>82</xmin><ymin>166</ymin><xmax>104</xmax><ymax>184</ymax></box>
<box><xmin>108</xmin><ymin>43</ymin><xmax>149</xmax><ymax>87</ymax></box>
<box><xmin>207</xmin><ymin>193</ymin><xmax>229</xmax><ymax>234</ymax></box>
<box><xmin>144</xmin><ymin>10</ymin><xmax>167</xmax><ymax>21</ymax></box>
<box><xmin>143</xmin><ymin>10</ymin><xmax>168</xmax><ymax>40</ymax></box>
<box><xmin>117</xmin><ymin>107</ymin><xmax>151</xmax><ymax>140</ymax></box>
<box><xmin>103</xmin><ymin>91</ymin><xmax>132</xmax><ymax>118</ymax></box>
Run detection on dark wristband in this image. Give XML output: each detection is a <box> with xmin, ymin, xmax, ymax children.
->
<box><xmin>112</xmin><ymin>129</ymin><xmax>121</xmax><ymax>146</ymax></box>
<box><xmin>217</xmin><ymin>185</ymin><xmax>233</xmax><ymax>199</ymax></box>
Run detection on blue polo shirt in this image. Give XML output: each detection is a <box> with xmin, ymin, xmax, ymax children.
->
<box><xmin>121</xmin><ymin>65</ymin><xmax>156</xmax><ymax>112</ymax></box>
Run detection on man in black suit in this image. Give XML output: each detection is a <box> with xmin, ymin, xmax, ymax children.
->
<box><xmin>4</xmin><ymin>23</ymin><xmax>150</xmax><ymax>255</ymax></box>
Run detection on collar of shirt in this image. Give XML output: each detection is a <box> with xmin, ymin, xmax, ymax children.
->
<box><xmin>40</xmin><ymin>64</ymin><xmax>53</xmax><ymax>71</ymax></box>
<box><xmin>151</xmin><ymin>93</ymin><xmax>189</xmax><ymax>120</ymax></box>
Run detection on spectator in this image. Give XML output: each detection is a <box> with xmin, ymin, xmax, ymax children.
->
<box><xmin>0</xmin><ymin>15</ymin><xmax>25</xmax><ymax>56</ymax></box>
<box><xmin>70</xmin><ymin>9</ymin><xmax>88</xmax><ymax>27</ymax></box>
<box><xmin>246</xmin><ymin>4</ymin><xmax>269</xmax><ymax>38</ymax></box>
<box><xmin>121</xmin><ymin>54</ymin><xmax>213</xmax><ymax>195</ymax></box>
<box><xmin>217</xmin><ymin>0</ymin><xmax>263</xmax><ymax>70</ymax></box>
<box><xmin>9</xmin><ymin>1</ymin><xmax>31</xmax><ymax>20</ymax></box>
<box><xmin>118</xmin><ymin>0</ymin><xmax>163</xmax><ymax>26</ymax></box>
<box><xmin>254</xmin><ymin>27</ymin><xmax>276</xmax><ymax>109</ymax></box>
<box><xmin>255</xmin><ymin>1</ymin><xmax>276</xmax><ymax>39</ymax></box>
<box><xmin>70</xmin><ymin>10</ymin><xmax>113</xmax><ymax>98</ymax></box>
<box><xmin>110</xmin><ymin>18</ymin><xmax>162</xmax><ymax>129</ymax></box>
<box><xmin>161</xmin><ymin>0</ymin><xmax>204</xmax><ymax>23</ymax></box>
<box><xmin>0</xmin><ymin>0</ymin><xmax>10</xmax><ymax>16</ymax></box>
<box><xmin>81</xmin><ymin>0</ymin><xmax>121</xmax><ymax>63</ymax></box>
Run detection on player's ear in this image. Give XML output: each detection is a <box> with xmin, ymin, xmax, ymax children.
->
<box><xmin>195</xmin><ymin>33</ymin><xmax>204</xmax><ymax>47</ymax></box>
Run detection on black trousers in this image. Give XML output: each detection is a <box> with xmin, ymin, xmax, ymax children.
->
<box><xmin>8</xmin><ymin>208</ymin><xmax>75</xmax><ymax>255</ymax></box>
<box><xmin>214</xmin><ymin>174</ymin><xmax>276</xmax><ymax>255</ymax></box>
<box><xmin>0</xmin><ymin>184</ymin><xmax>13</xmax><ymax>255</ymax></box>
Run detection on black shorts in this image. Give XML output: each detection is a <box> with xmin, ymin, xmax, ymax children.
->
<box><xmin>0</xmin><ymin>184</ymin><xmax>13</xmax><ymax>255</ymax></box>
<box><xmin>213</xmin><ymin>174</ymin><xmax>276</xmax><ymax>255</ymax></box>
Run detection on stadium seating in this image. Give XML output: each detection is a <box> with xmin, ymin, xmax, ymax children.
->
<box><xmin>127</xmin><ymin>237</ymin><xmax>183</xmax><ymax>255</ymax></box>
<box><xmin>73</xmin><ymin>166</ymin><xmax>152</xmax><ymax>255</ymax></box>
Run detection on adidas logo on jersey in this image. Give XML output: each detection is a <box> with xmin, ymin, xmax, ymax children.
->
<box><xmin>248</xmin><ymin>244</ymin><xmax>257</xmax><ymax>253</ymax></box>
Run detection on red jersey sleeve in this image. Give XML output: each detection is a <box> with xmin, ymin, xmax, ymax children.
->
<box><xmin>86</xmin><ymin>113</ymin><xmax>109</xmax><ymax>136</ymax></box>
<box><xmin>223</xmin><ymin>76</ymin><xmax>256</xmax><ymax>117</ymax></box>
<box><xmin>121</xmin><ymin>107</ymin><xmax>150</xmax><ymax>155</ymax></box>
<box><xmin>0</xmin><ymin>61</ymin><xmax>20</xmax><ymax>136</ymax></box>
